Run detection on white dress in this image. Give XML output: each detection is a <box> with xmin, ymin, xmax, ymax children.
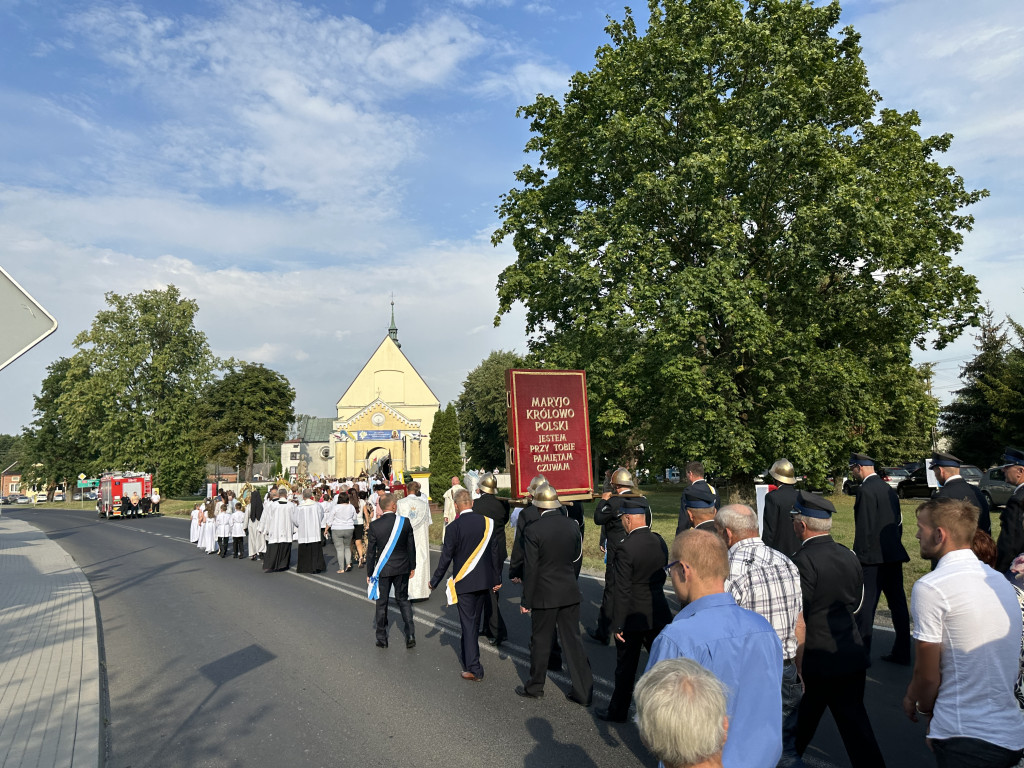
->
<box><xmin>189</xmin><ymin>508</ymin><xmax>200</xmax><ymax>542</ymax></box>
<box><xmin>398</xmin><ymin>493</ymin><xmax>432</xmax><ymax>599</ymax></box>
<box><xmin>201</xmin><ymin>513</ymin><xmax>218</xmax><ymax>553</ymax></box>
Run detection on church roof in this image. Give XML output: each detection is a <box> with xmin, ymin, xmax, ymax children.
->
<box><xmin>288</xmin><ymin>415</ymin><xmax>334</xmax><ymax>443</ymax></box>
<box><xmin>336</xmin><ymin>334</ymin><xmax>440</xmax><ymax>409</ymax></box>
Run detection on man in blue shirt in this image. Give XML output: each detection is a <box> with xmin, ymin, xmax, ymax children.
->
<box><xmin>647</xmin><ymin>528</ymin><xmax>783</xmax><ymax>768</ymax></box>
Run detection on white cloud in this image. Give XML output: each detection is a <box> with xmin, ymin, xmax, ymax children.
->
<box><xmin>476</xmin><ymin>60</ymin><xmax>571</xmax><ymax>103</ymax></box>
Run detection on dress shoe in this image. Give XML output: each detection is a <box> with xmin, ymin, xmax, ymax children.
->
<box><xmin>566</xmin><ymin>692</ymin><xmax>593</xmax><ymax>707</ymax></box>
<box><xmin>461</xmin><ymin>671</ymin><xmax>482</xmax><ymax>682</ymax></box>
<box><xmin>586</xmin><ymin>629</ymin><xmax>610</xmax><ymax>645</ymax></box>
<box><xmin>488</xmin><ymin>637</ymin><xmax>505</xmax><ymax>647</ymax></box>
<box><xmin>406</xmin><ymin>637</ymin><xmax>416</xmax><ymax>649</ymax></box>
<box><xmin>375</xmin><ymin>640</ymin><xmax>388</xmax><ymax>649</ymax></box>
<box><xmin>881</xmin><ymin>653</ymin><xmax>911</xmax><ymax>666</ymax></box>
<box><xmin>514</xmin><ymin>685</ymin><xmax>543</xmax><ymax>699</ymax></box>
<box><xmin>596</xmin><ymin>708</ymin><xmax>627</xmax><ymax>722</ymax></box>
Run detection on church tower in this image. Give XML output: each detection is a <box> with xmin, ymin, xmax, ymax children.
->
<box><xmin>330</xmin><ymin>304</ymin><xmax>439</xmax><ymax>479</ymax></box>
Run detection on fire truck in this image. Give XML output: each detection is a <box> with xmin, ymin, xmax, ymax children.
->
<box><xmin>97</xmin><ymin>472</ymin><xmax>153</xmax><ymax>519</ymax></box>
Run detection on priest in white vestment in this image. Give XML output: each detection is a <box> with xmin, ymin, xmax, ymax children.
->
<box><xmin>398</xmin><ymin>481</ymin><xmax>432</xmax><ymax>599</ymax></box>
<box><xmin>259</xmin><ymin>489</ymin><xmax>296</xmax><ymax>572</ymax></box>
<box><xmin>292</xmin><ymin>488</ymin><xmax>326</xmax><ymax>574</ymax></box>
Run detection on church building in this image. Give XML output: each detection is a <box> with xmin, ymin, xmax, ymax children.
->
<box><xmin>283</xmin><ymin>305</ymin><xmax>440</xmax><ymax>481</ymax></box>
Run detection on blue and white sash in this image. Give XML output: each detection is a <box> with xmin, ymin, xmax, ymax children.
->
<box><xmin>367</xmin><ymin>515</ymin><xmax>406</xmax><ymax>600</ymax></box>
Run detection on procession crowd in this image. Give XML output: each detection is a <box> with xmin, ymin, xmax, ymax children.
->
<box><xmin>181</xmin><ymin>449</ymin><xmax>1024</xmax><ymax>768</ymax></box>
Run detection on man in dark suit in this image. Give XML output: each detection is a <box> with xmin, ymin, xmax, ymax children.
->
<box><xmin>508</xmin><ymin>473</ymin><xmax>547</xmax><ymax>581</ymax></box>
<box><xmin>849</xmin><ymin>452</ymin><xmax>911</xmax><ymax>665</ymax></box>
<box><xmin>589</xmin><ymin>468</ymin><xmax>649</xmax><ymax>645</ymax></box>
<box><xmin>681</xmin><ymin>485</ymin><xmax>719</xmax><ymax>532</ymax></box>
<box><xmin>597</xmin><ymin>498</ymin><xmax>671</xmax><ymax>722</ymax></box>
<box><xmin>430</xmin><ymin>488</ymin><xmax>503</xmax><ymax>681</ymax></box>
<box><xmin>473</xmin><ymin>473</ymin><xmax>510</xmax><ymax>647</ymax></box>
<box><xmin>762</xmin><ymin>458</ymin><xmax>801</xmax><ymax>557</ymax></box>
<box><xmin>676</xmin><ymin>460</ymin><xmax>719</xmax><ymax>535</ymax></box>
<box><xmin>933</xmin><ymin>450</ymin><xmax>991</xmax><ymax>534</ymax></box>
<box><xmin>996</xmin><ymin>447</ymin><xmax>1024</xmax><ymax>573</ymax></box>
<box><xmin>516</xmin><ymin>484</ymin><xmax>593</xmax><ymax>705</ymax></box>
<box><xmin>791</xmin><ymin>492</ymin><xmax>887</xmax><ymax>768</ymax></box>
<box><xmin>366</xmin><ymin>492</ymin><xmax>416</xmax><ymax>649</ymax></box>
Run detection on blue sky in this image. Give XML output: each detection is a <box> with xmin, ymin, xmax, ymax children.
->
<box><xmin>1</xmin><ymin>0</ymin><xmax>1021</xmax><ymax>436</ymax></box>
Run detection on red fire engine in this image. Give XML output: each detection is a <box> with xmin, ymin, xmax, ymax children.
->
<box><xmin>97</xmin><ymin>472</ymin><xmax>153</xmax><ymax>519</ymax></box>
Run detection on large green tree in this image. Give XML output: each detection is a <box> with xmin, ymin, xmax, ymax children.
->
<box><xmin>199</xmin><ymin>363</ymin><xmax>295</xmax><ymax>481</ymax></box>
<box><xmin>493</xmin><ymin>0</ymin><xmax>982</xmax><ymax>489</ymax></box>
<box><xmin>942</xmin><ymin>309</ymin><xmax>1024</xmax><ymax>467</ymax></box>
<box><xmin>456</xmin><ymin>350</ymin><xmax>526</xmax><ymax>470</ymax></box>
<box><xmin>59</xmin><ymin>285</ymin><xmax>215</xmax><ymax>495</ymax></box>
<box><xmin>428</xmin><ymin>403</ymin><xmax>462</xmax><ymax>503</ymax></box>
<box><xmin>20</xmin><ymin>357</ymin><xmax>98</xmax><ymax>499</ymax></box>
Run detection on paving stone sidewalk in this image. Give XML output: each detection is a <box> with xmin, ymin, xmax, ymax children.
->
<box><xmin>0</xmin><ymin>516</ymin><xmax>100</xmax><ymax>767</ymax></box>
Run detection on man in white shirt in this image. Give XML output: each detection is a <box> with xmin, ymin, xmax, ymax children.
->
<box><xmin>903</xmin><ymin>497</ymin><xmax>1024</xmax><ymax>767</ymax></box>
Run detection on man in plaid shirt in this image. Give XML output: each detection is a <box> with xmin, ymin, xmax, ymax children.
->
<box><xmin>718</xmin><ymin>504</ymin><xmax>805</xmax><ymax>768</ymax></box>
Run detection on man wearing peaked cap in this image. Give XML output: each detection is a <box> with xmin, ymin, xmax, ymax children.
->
<box><xmin>996</xmin><ymin>447</ymin><xmax>1024</xmax><ymax>573</ymax></box>
<box><xmin>932</xmin><ymin>450</ymin><xmax>990</xmax><ymax>535</ymax></box>
<box><xmin>789</xmin><ymin>492</ymin><xmax>887</xmax><ymax>767</ymax></box>
<box><xmin>848</xmin><ymin>452</ymin><xmax>911</xmax><ymax>666</ymax></box>
<box><xmin>676</xmin><ymin>461</ymin><xmax>719</xmax><ymax>535</ymax></box>
<box><xmin>682</xmin><ymin>485</ymin><xmax>718</xmax><ymax>531</ymax></box>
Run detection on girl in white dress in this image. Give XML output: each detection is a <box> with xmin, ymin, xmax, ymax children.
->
<box><xmin>189</xmin><ymin>504</ymin><xmax>201</xmax><ymax>543</ymax></box>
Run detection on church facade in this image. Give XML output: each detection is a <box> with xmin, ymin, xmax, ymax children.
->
<box><xmin>283</xmin><ymin>308</ymin><xmax>440</xmax><ymax>481</ymax></box>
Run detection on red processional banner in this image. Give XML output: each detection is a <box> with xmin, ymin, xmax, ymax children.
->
<box><xmin>506</xmin><ymin>368</ymin><xmax>593</xmax><ymax>501</ymax></box>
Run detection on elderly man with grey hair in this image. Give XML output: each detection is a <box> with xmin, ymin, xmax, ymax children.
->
<box><xmin>716</xmin><ymin>504</ymin><xmax>804</xmax><ymax>768</ymax></box>
<box><xmin>635</xmin><ymin>657</ymin><xmax>728</xmax><ymax>768</ymax></box>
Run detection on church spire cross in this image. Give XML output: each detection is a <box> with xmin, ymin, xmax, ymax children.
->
<box><xmin>388</xmin><ymin>296</ymin><xmax>401</xmax><ymax>348</ymax></box>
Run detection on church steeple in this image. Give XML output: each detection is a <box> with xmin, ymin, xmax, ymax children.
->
<box><xmin>388</xmin><ymin>297</ymin><xmax>401</xmax><ymax>348</ymax></box>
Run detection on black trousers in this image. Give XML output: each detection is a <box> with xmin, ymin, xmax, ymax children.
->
<box><xmin>796</xmin><ymin>669</ymin><xmax>886</xmax><ymax>768</ymax></box>
<box><xmin>859</xmin><ymin>562</ymin><xmax>911</xmax><ymax>660</ymax></box>
<box><xmin>593</xmin><ymin>549</ymin><xmax>617</xmax><ymax>640</ymax></box>
<box><xmin>375</xmin><ymin>573</ymin><xmax>414</xmax><ymax>645</ymax></box>
<box><xmin>480</xmin><ymin>588</ymin><xmax>507</xmax><ymax>643</ymax></box>
<box><xmin>526</xmin><ymin>603</ymin><xmax>593</xmax><ymax>702</ymax></box>
<box><xmin>457</xmin><ymin>590</ymin><xmax>487</xmax><ymax>677</ymax></box>
<box><xmin>233</xmin><ymin>536</ymin><xmax>245</xmax><ymax>557</ymax></box>
<box><xmin>607</xmin><ymin>628</ymin><xmax>659</xmax><ymax>718</ymax></box>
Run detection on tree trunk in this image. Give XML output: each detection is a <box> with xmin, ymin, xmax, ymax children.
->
<box><xmin>246</xmin><ymin>442</ymin><xmax>255</xmax><ymax>481</ymax></box>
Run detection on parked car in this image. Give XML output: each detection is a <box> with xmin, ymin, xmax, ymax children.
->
<box><xmin>980</xmin><ymin>467</ymin><xmax>1016</xmax><ymax>509</ymax></box>
<box><xmin>881</xmin><ymin>467</ymin><xmax>910</xmax><ymax>490</ymax></box>
<box><xmin>896</xmin><ymin>466</ymin><xmax>937</xmax><ymax>499</ymax></box>
<box><xmin>959</xmin><ymin>464</ymin><xmax>983</xmax><ymax>487</ymax></box>
<box><xmin>16</xmin><ymin>495</ymin><xmax>32</xmax><ymax>504</ymax></box>
<box><xmin>0</xmin><ymin>496</ymin><xmax>11</xmax><ymax>505</ymax></box>
<box><xmin>52</xmin><ymin>493</ymin><xmax>64</xmax><ymax>502</ymax></box>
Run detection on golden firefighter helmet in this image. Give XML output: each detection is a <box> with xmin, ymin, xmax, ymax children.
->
<box><xmin>527</xmin><ymin>473</ymin><xmax>547</xmax><ymax>497</ymax></box>
<box><xmin>610</xmin><ymin>467</ymin><xmax>636</xmax><ymax>489</ymax></box>
<box><xmin>532</xmin><ymin>483</ymin><xmax>561</xmax><ymax>510</ymax></box>
<box><xmin>478</xmin><ymin>473</ymin><xmax>498</xmax><ymax>495</ymax></box>
<box><xmin>769</xmin><ymin>459</ymin><xmax>797</xmax><ymax>485</ymax></box>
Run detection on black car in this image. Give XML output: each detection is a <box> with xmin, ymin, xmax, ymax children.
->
<box><xmin>896</xmin><ymin>466</ymin><xmax>937</xmax><ymax>499</ymax></box>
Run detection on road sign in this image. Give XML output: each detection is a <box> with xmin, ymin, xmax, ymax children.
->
<box><xmin>0</xmin><ymin>266</ymin><xmax>58</xmax><ymax>373</ymax></box>
<box><xmin>78</xmin><ymin>473</ymin><xmax>86</xmax><ymax>481</ymax></box>
<box><xmin>77</xmin><ymin>479</ymin><xmax>99</xmax><ymax>488</ymax></box>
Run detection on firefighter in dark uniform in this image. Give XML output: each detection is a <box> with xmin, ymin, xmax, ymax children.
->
<box><xmin>596</xmin><ymin>498</ymin><xmax>671</xmax><ymax>722</ymax></box>
<box><xmin>509</xmin><ymin>475</ymin><xmax>564</xmax><ymax>670</ymax></box>
<box><xmin>588</xmin><ymin>468</ymin><xmax>650</xmax><ymax>645</ymax></box>
<box><xmin>790</xmin><ymin>492</ymin><xmax>887</xmax><ymax>768</ymax></box>
<box><xmin>681</xmin><ymin>484</ymin><xmax>718</xmax><ymax>531</ymax></box>
<box><xmin>932</xmin><ymin>450</ymin><xmax>991</xmax><ymax>534</ymax></box>
<box><xmin>762</xmin><ymin>458</ymin><xmax>801</xmax><ymax>557</ymax></box>
<box><xmin>675</xmin><ymin>460</ymin><xmax>719</xmax><ymax>535</ymax></box>
<box><xmin>849</xmin><ymin>452</ymin><xmax>911</xmax><ymax>665</ymax></box>
<box><xmin>996</xmin><ymin>447</ymin><xmax>1024</xmax><ymax>573</ymax></box>
<box><xmin>474</xmin><ymin>473</ymin><xmax>509</xmax><ymax>646</ymax></box>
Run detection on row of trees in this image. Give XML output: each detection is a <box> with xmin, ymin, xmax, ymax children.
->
<box><xmin>481</xmin><ymin>0</ymin><xmax>985</xmax><ymax>490</ymax></box>
<box><xmin>941</xmin><ymin>309</ymin><xmax>1024</xmax><ymax>467</ymax></box>
<box><xmin>13</xmin><ymin>286</ymin><xmax>295</xmax><ymax>498</ymax></box>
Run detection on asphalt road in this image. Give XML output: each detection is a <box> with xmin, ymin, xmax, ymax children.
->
<box><xmin>10</xmin><ymin>507</ymin><xmax>934</xmax><ymax>768</ymax></box>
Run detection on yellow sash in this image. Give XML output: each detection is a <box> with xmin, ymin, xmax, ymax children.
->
<box><xmin>445</xmin><ymin>517</ymin><xmax>494</xmax><ymax>606</ymax></box>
